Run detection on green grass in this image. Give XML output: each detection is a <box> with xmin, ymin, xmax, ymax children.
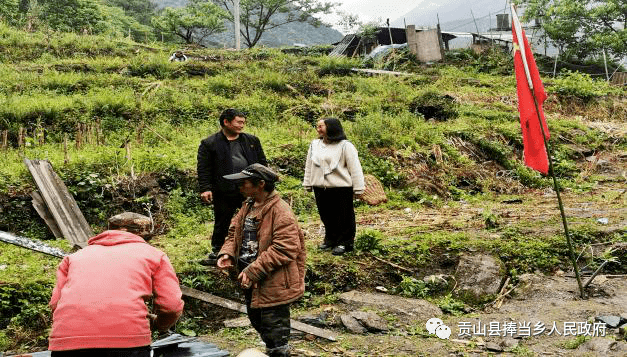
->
<box><xmin>0</xmin><ymin>23</ymin><xmax>626</xmax><ymax>353</ymax></box>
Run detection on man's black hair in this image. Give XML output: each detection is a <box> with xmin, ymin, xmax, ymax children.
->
<box><xmin>219</xmin><ymin>108</ymin><xmax>247</xmax><ymax>127</ymax></box>
<box><xmin>323</xmin><ymin>118</ymin><xmax>347</xmax><ymax>143</ymax></box>
<box><xmin>247</xmin><ymin>177</ymin><xmax>276</xmax><ymax>193</ymax></box>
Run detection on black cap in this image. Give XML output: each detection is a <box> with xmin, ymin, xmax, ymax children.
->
<box><xmin>223</xmin><ymin>163</ymin><xmax>279</xmax><ymax>182</ymax></box>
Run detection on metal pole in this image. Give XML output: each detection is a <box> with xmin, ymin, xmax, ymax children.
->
<box><xmin>234</xmin><ymin>0</ymin><xmax>241</xmax><ymax>50</ymax></box>
<box><xmin>512</xmin><ymin>4</ymin><xmax>584</xmax><ymax>298</ymax></box>
<box><xmin>603</xmin><ymin>49</ymin><xmax>609</xmax><ymax>81</ymax></box>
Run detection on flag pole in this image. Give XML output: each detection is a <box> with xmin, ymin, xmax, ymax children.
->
<box><xmin>511</xmin><ymin>5</ymin><xmax>585</xmax><ymax>298</ymax></box>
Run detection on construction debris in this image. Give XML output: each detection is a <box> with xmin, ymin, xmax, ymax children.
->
<box><xmin>24</xmin><ymin>158</ymin><xmax>93</xmax><ymax>248</ymax></box>
<box><xmin>181</xmin><ymin>286</ymin><xmax>337</xmax><ymax>341</ymax></box>
<box><xmin>26</xmin><ymin>333</ymin><xmax>229</xmax><ymax>357</ymax></box>
<box><xmin>0</xmin><ymin>230</ymin><xmax>67</xmax><ymax>258</ymax></box>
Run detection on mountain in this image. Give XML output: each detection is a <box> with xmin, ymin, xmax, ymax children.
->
<box><xmin>151</xmin><ymin>0</ymin><xmax>343</xmax><ymax>47</ymax></box>
<box><xmin>391</xmin><ymin>0</ymin><xmax>510</xmax><ymax>28</ymax></box>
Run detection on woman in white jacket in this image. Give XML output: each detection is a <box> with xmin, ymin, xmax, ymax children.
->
<box><xmin>303</xmin><ymin>118</ymin><xmax>365</xmax><ymax>255</ymax></box>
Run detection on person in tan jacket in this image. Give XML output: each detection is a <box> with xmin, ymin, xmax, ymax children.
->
<box><xmin>216</xmin><ymin>164</ymin><xmax>306</xmax><ymax>357</ymax></box>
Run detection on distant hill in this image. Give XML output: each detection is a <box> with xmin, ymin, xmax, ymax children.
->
<box><xmin>151</xmin><ymin>0</ymin><xmax>343</xmax><ymax>47</ymax></box>
<box><xmin>391</xmin><ymin>0</ymin><xmax>509</xmax><ymax>28</ymax></box>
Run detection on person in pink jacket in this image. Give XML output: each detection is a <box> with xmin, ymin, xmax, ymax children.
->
<box><xmin>48</xmin><ymin>212</ymin><xmax>184</xmax><ymax>356</ymax></box>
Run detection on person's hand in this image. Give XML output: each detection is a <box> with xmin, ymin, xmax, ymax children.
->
<box><xmin>238</xmin><ymin>271</ymin><xmax>253</xmax><ymax>289</ymax></box>
<box><xmin>200</xmin><ymin>191</ymin><xmax>213</xmax><ymax>203</ymax></box>
<box><xmin>217</xmin><ymin>255</ymin><xmax>234</xmax><ymax>270</ymax></box>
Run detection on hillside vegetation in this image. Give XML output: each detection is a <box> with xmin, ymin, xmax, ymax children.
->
<box><xmin>0</xmin><ymin>23</ymin><xmax>626</xmax><ymax>354</ymax></box>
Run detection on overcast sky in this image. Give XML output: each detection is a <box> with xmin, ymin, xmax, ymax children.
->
<box><xmin>320</xmin><ymin>0</ymin><xmax>422</xmax><ymax>33</ymax></box>
<box><xmin>320</xmin><ymin>0</ymin><xmax>512</xmax><ymax>33</ymax></box>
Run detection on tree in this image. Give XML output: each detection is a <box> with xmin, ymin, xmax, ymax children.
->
<box><xmin>336</xmin><ymin>10</ymin><xmax>362</xmax><ymax>34</ymax></box>
<box><xmin>152</xmin><ymin>0</ymin><xmax>228</xmax><ymax>44</ymax></box>
<box><xmin>40</xmin><ymin>0</ymin><xmax>103</xmax><ymax>33</ymax></box>
<box><xmin>214</xmin><ymin>0</ymin><xmax>335</xmax><ymax>48</ymax></box>
<box><xmin>0</xmin><ymin>0</ymin><xmax>19</xmax><ymax>25</ymax></box>
<box><xmin>103</xmin><ymin>0</ymin><xmax>156</xmax><ymax>26</ymax></box>
<box><xmin>96</xmin><ymin>3</ymin><xmax>154</xmax><ymax>41</ymax></box>
<box><xmin>516</xmin><ymin>0</ymin><xmax>627</xmax><ymax>59</ymax></box>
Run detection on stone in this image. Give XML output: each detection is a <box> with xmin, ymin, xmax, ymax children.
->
<box><xmin>577</xmin><ymin>337</ymin><xmax>617</xmax><ymax>354</ymax></box>
<box><xmin>340</xmin><ymin>314</ymin><xmax>367</xmax><ymax>334</ymax></box>
<box><xmin>224</xmin><ymin>316</ymin><xmax>251</xmax><ymax>328</ymax></box>
<box><xmin>339</xmin><ymin>290</ymin><xmax>442</xmax><ymax>322</ymax></box>
<box><xmin>500</xmin><ymin>337</ymin><xmax>518</xmax><ymax>349</ymax></box>
<box><xmin>349</xmin><ymin>311</ymin><xmax>389</xmax><ymax>332</ymax></box>
<box><xmin>596</xmin><ymin>315</ymin><xmax>622</xmax><ymax>328</ymax></box>
<box><xmin>297</xmin><ymin>314</ymin><xmax>327</xmax><ymax>328</ymax></box>
<box><xmin>455</xmin><ymin>254</ymin><xmax>503</xmax><ymax>299</ymax></box>
<box><xmin>485</xmin><ymin>342</ymin><xmax>503</xmax><ymax>352</ymax></box>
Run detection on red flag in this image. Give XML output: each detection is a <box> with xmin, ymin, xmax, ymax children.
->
<box><xmin>511</xmin><ymin>6</ymin><xmax>550</xmax><ymax>174</ymax></box>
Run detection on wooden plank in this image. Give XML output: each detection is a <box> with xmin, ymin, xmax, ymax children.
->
<box><xmin>24</xmin><ymin>159</ymin><xmax>92</xmax><ymax>247</ymax></box>
<box><xmin>30</xmin><ymin>191</ymin><xmax>63</xmax><ymax>238</ymax></box>
<box><xmin>181</xmin><ymin>286</ymin><xmax>337</xmax><ymax>341</ymax></box>
<box><xmin>43</xmin><ymin>162</ymin><xmax>93</xmax><ymax>244</ymax></box>
<box><xmin>351</xmin><ymin>68</ymin><xmax>412</xmax><ymax>76</ymax></box>
<box><xmin>181</xmin><ymin>286</ymin><xmax>247</xmax><ymax>313</ymax></box>
<box><xmin>290</xmin><ymin>320</ymin><xmax>337</xmax><ymax>341</ymax></box>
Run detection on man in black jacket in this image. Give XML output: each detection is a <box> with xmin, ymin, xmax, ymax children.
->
<box><xmin>197</xmin><ymin>108</ymin><xmax>267</xmax><ymax>265</ymax></box>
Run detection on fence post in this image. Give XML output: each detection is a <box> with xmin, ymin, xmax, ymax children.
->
<box><xmin>64</xmin><ymin>134</ymin><xmax>69</xmax><ymax>164</ymax></box>
<box><xmin>1</xmin><ymin>130</ymin><xmax>7</xmax><ymax>150</ymax></box>
<box><xmin>18</xmin><ymin>127</ymin><xmax>24</xmax><ymax>148</ymax></box>
<box><xmin>76</xmin><ymin>123</ymin><xmax>82</xmax><ymax>150</ymax></box>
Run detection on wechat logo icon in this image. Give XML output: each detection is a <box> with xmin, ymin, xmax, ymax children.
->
<box><xmin>426</xmin><ymin>317</ymin><xmax>451</xmax><ymax>339</ymax></box>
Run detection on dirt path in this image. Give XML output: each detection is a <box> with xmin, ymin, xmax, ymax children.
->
<box><xmin>202</xmin><ymin>175</ymin><xmax>626</xmax><ymax>356</ymax></box>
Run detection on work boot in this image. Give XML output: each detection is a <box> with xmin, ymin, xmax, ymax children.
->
<box><xmin>266</xmin><ymin>345</ymin><xmax>290</xmax><ymax>357</ymax></box>
<box><xmin>332</xmin><ymin>245</ymin><xmax>353</xmax><ymax>256</ymax></box>
<box><xmin>318</xmin><ymin>242</ymin><xmax>332</xmax><ymax>251</ymax></box>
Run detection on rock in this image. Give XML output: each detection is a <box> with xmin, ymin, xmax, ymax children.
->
<box><xmin>224</xmin><ymin>316</ymin><xmax>251</xmax><ymax>328</ymax></box>
<box><xmin>375</xmin><ymin>286</ymin><xmax>388</xmax><ymax>292</ymax></box>
<box><xmin>455</xmin><ymin>254</ymin><xmax>503</xmax><ymax>299</ymax></box>
<box><xmin>577</xmin><ymin>337</ymin><xmax>617</xmax><ymax>354</ymax></box>
<box><xmin>500</xmin><ymin>337</ymin><xmax>518</xmax><ymax>349</ymax></box>
<box><xmin>297</xmin><ymin>314</ymin><xmax>327</xmax><ymax>328</ymax></box>
<box><xmin>597</xmin><ymin>315</ymin><xmax>622</xmax><ymax>328</ymax></box>
<box><xmin>340</xmin><ymin>314</ymin><xmax>367</xmax><ymax>334</ymax></box>
<box><xmin>339</xmin><ymin>290</ymin><xmax>442</xmax><ymax>322</ymax></box>
<box><xmin>349</xmin><ymin>311</ymin><xmax>389</xmax><ymax>332</ymax></box>
<box><xmin>485</xmin><ymin>342</ymin><xmax>503</xmax><ymax>352</ymax></box>
<box><xmin>237</xmin><ymin>348</ymin><xmax>268</xmax><ymax>357</ymax></box>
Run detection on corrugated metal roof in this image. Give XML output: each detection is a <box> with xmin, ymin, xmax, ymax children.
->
<box><xmin>329</xmin><ymin>34</ymin><xmax>359</xmax><ymax>57</ymax></box>
<box><xmin>24</xmin><ymin>334</ymin><xmax>230</xmax><ymax>357</ymax></box>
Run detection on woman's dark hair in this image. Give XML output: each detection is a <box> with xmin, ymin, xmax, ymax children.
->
<box><xmin>247</xmin><ymin>177</ymin><xmax>276</xmax><ymax>193</ymax></box>
<box><xmin>323</xmin><ymin>118</ymin><xmax>347</xmax><ymax>142</ymax></box>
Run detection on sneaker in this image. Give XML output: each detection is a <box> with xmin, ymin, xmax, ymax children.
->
<box><xmin>332</xmin><ymin>245</ymin><xmax>346</xmax><ymax>255</ymax></box>
<box><xmin>318</xmin><ymin>242</ymin><xmax>332</xmax><ymax>251</ymax></box>
<box><xmin>199</xmin><ymin>251</ymin><xmax>219</xmax><ymax>266</ymax></box>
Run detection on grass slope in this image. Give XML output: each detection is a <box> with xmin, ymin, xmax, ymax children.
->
<box><xmin>0</xmin><ymin>23</ymin><xmax>625</xmax><ymax>353</ymax></box>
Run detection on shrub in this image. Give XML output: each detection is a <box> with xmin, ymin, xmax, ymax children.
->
<box><xmin>548</xmin><ymin>70</ymin><xmax>615</xmax><ymax>101</ymax></box>
<box><xmin>355</xmin><ymin>229</ymin><xmax>383</xmax><ymax>253</ymax></box>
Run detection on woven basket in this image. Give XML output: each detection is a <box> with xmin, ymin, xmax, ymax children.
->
<box><xmin>361</xmin><ymin>174</ymin><xmax>388</xmax><ymax>206</ymax></box>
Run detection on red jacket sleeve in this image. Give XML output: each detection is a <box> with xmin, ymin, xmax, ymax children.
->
<box><xmin>50</xmin><ymin>256</ymin><xmax>70</xmax><ymax>312</ymax></box>
<box><xmin>152</xmin><ymin>254</ymin><xmax>184</xmax><ymax>331</ymax></box>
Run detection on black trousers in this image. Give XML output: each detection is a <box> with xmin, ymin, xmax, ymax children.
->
<box><xmin>314</xmin><ymin>186</ymin><xmax>356</xmax><ymax>248</ymax></box>
<box><xmin>245</xmin><ymin>289</ymin><xmax>291</xmax><ymax>356</ymax></box>
<box><xmin>50</xmin><ymin>346</ymin><xmax>150</xmax><ymax>357</ymax></box>
<box><xmin>211</xmin><ymin>191</ymin><xmax>245</xmax><ymax>252</ymax></box>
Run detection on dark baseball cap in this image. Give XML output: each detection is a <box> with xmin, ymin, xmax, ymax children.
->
<box><xmin>223</xmin><ymin>163</ymin><xmax>279</xmax><ymax>182</ymax></box>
